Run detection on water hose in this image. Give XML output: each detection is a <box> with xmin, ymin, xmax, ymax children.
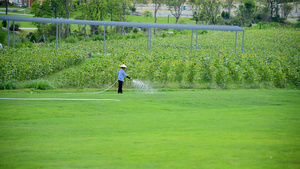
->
<box><xmin>66</xmin><ymin>79</ymin><xmax>118</xmax><ymax>94</ymax></box>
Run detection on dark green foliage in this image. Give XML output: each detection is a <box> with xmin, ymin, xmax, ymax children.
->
<box><xmin>0</xmin><ymin>28</ymin><xmax>7</xmax><ymax>44</ymax></box>
<box><xmin>129</xmin><ymin>6</ymin><xmax>136</xmax><ymax>13</ymax></box>
<box><xmin>65</xmin><ymin>36</ymin><xmax>78</xmax><ymax>43</ymax></box>
<box><xmin>25</xmin><ymin>80</ymin><xmax>53</xmax><ymax>90</ymax></box>
<box><xmin>92</xmin><ymin>35</ymin><xmax>104</xmax><ymax>41</ymax></box>
<box><xmin>30</xmin><ymin>34</ymin><xmax>37</xmax><ymax>43</ymax></box>
<box><xmin>133</xmin><ymin>27</ymin><xmax>138</xmax><ymax>34</ymax></box>
<box><xmin>0</xmin><ymin>80</ymin><xmax>17</xmax><ymax>90</ymax></box>
<box><xmin>2</xmin><ymin>20</ymin><xmax>7</xmax><ymax>27</ymax></box>
<box><xmin>228</xmin><ymin>16</ymin><xmax>251</xmax><ymax>27</ymax></box>
<box><xmin>295</xmin><ymin>20</ymin><xmax>300</xmax><ymax>28</ymax></box>
<box><xmin>221</xmin><ymin>11</ymin><xmax>230</xmax><ymax>19</ymax></box>
<box><xmin>9</xmin><ymin>23</ymin><xmax>20</xmax><ymax>31</ymax></box>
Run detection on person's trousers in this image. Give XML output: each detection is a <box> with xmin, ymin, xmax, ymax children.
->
<box><xmin>118</xmin><ymin>80</ymin><xmax>123</xmax><ymax>93</ymax></box>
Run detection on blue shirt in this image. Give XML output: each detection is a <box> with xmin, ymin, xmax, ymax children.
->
<box><xmin>118</xmin><ymin>69</ymin><xmax>127</xmax><ymax>81</ymax></box>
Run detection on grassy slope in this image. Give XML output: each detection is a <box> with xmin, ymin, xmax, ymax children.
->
<box><xmin>41</xmin><ymin>28</ymin><xmax>299</xmax><ymax>89</ymax></box>
<box><xmin>0</xmin><ymin>90</ymin><xmax>299</xmax><ymax>168</ymax></box>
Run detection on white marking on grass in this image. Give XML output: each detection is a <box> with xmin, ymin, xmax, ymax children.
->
<box><xmin>0</xmin><ymin>98</ymin><xmax>120</xmax><ymax>101</ymax></box>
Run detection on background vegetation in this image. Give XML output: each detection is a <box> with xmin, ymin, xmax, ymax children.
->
<box><xmin>0</xmin><ymin>25</ymin><xmax>299</xmax><ymax>90</ymax></box>
<box><xmin>0</xmin><ymin>0</ymin><xmax>299</xmax><ymax>90</ymax></box>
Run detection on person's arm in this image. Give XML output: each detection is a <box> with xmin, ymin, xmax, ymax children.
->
<box><xmin>123</xmin><ymin>70</ymin><xmax>131</xmax><ymax>80</ymax></box>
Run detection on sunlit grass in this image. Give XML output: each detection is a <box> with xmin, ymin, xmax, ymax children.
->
<box><xmin>0</xmin><ymin>90</ymin><xmax>299</xmax><ymax>168</ymax></box>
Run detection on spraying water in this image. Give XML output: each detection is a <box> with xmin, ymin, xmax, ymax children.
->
<box><xmin>131</xmin><ymin>79</ymin><xmax>154</xmax><ymax>93</ymax></box>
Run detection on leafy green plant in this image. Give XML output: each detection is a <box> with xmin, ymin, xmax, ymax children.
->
<box><xmin>65</xmin><ymin>36</ymin><xmax>78</xmax><ymax>43</ymax></box>
<box><xmin>0</xmin><ymin>80</ymin><xmax>17</xmax><ymax>90</ymax></box>
<box><xmin>2</xmin><ymin>20</ymin><xmax>7</xmax><ymax>27</ymax></box>
<box><xmin>0</xmin><ymin>45</ymin><xmax>85</xmax><ymax>82</ymax></box>
<box><xmin>29</xmin><ymin>34</ymin><xmax>37</xmax><ymax>43</ymax></box>
<box><xmin>92</xmin><ymin>35</ymin><xmax>104</xmax><ymax>41</ymax></box>
<box><xmin>0</xmin><ymin>28</ymin><xmax>7</xmax><ymax>44</ymax></box>
<box><xmin>221</xmin><ymin>11</ymin><xmax>230</xmax><ymax>19</ymax></box>
<box><xmin>133</xmin><ymin>27</ymin><xmax>138</xmax><ymax>34</ymax></box>
<box><xmin>228</xmin><ymin>16</ymin><xmax>251</xmax><ymax>27</ymax></box>
<box><xmin>25</xmin><ymin>80</ymin><xmax>53</xmax><ymax>90</ymax></box>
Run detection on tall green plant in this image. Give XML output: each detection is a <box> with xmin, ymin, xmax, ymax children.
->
<box><xmin>79</xmin><ymin>0</ymin><xmax>108</xmax><ymax>35</ymax></box>
<box><xmin>31</xmin><ymin>0</ymin><xmax>52</xmax><ymax>43</ymax></box>
<box><xmin>167</xmin><ymin>0</ymin><xmax>186</xmax><ymax>23</ymax></box>
<box><xmin>281</xmin><ymin>2</ymin><xmax>293</xmax><ymax>19</ymax></box>
<box><xmin>143</xmin><ymin>11</ymin><xmax>153</xmax><ymax>22</ymax></box>
<box><xmin>235</xmin><ymin>0</ymin><xmax>257</xmax><ymax>25</ymax></box>
<box><xmin>0</xmin><ymin>28</ymin><xmax>7</xmax><ymax>44</ymax></box>
<box><xmin>194</xmin><ymin>0</ymin><xmax>222</xmax><ymax>25</ymax></box>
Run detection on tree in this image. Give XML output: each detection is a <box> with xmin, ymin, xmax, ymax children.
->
<box><xmin>224</xmin><ymin>0</ymin><xmax>234</xmax><ymax>18</ymax></box>
<box><xmin>79</xmin><ymin>0</ymin><xmax>108</xmax><ymax>35</ymax></box>
<box><xmin>31</xmin><ymin>0</ymin><xmax>52</xmax><ymax>42</ymax></box>
<box><xmin>244</xmin><ymin>0</ymin><xmax>256</xmax><ymax>21</ymax></box>
<box><xmin>50</xmin><ymin>0</ymin><xmax>63</xmax><ymax>18</ymax></box>
<box><xmin>193</xmin><ymin>10</ymin><xmax>208</xmax><ymax>24</ymax></box>
<box><xmin>132</xmin><ymin>0</ymin><xmax>141</xmax><ymax>8</ymax></box>
<box><xmin>153</xmin><ymin>0</ymin><xmax>164</xmax><ymax>34</ymax></box>
<box><xmin>143</xmin><ymin>11</ymin><xmax>153</xmax><ymax>22</ymax></box>
<box><xmin>5</xmin><ymin>0</ymin><xmax>8</xmax><ymax>15</ymax></box>
<box><xmin>265</xmin><ymin>0</ymin><xmax>284</xmax><ymax>21</ymax></box>
<box><xmin>139</xmin><ymin>0</ymin><xmax>148</xmax><ymax>10</ymax></box>
<box><xmin>107</xmin><ymin>0</ymin><xmax>122</xmax><ymax>32</ymax></box>
<box><xmin>235</xmin><ymin>0</ymin><xmax>257</xmax><ymax>24</ymax></box>
<box><xmin>191</xmin><ymin>0</ymin><xmax>222</xmax><ymax>25</ymax></box>
<box><xmin>167</xmin><ymin>0</ymin><xmax>186</xmax><ymax>23</ymax></box>
<box><xmin>61</xmin><ymin>0</ymin><xmax>74</xmax><ymax>38</ymax></box>
<box><xmin>295</xmin><ymin>0</ymin><xmax>299</xmax><ymax>13</ymax></box>
<box><xmin>189</xmin><ymin>0</ymin><xmax>204</xmax><ymax>24</ymax></box>
<box><xmin>281</xmin><ymin>2</ymin><xmax>293</xmax><ymax>18</ymax></box>
<box><xmin>258</xmin><ymin>0</ymin><xmax>289</xmax><ymax>22</ymax></box>
<box><xmin>120</xmin><ymin>0</ymin><xmax>131</xmax><ymax>35</ymax></box>
<box><xmin>200</xmin><ymin>0</ymin><xmax>221</xmax><ymax>25</ymax></box>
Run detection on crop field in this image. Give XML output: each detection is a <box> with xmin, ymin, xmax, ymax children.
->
<box><xmin>1</xmin><ymin>27</ymin><xmax>299</xmax><ymax>89</ymax></box>
<box><xmin>0</xmin><ymin>90</ymin><xmax>299</xmax><ymax>168</ymax></box>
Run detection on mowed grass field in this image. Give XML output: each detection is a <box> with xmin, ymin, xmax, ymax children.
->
<box><xmin>0</xmin><ymin>89</ymin><xmax>299</xmax><ymax>168</ymax></box>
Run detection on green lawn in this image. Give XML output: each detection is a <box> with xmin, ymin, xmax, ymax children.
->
<box><xmin>0</xmin><ymin>89</ymin><xmax>299</xmax><ymax>168</ymax></box>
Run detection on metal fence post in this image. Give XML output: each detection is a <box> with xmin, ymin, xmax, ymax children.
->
<box><xmin>150</xmin><ymin>28</ymin><xmax>152</xmax><ymax>52</ymax></box>
<box><xmin>235</xmin><ymin>31</ymin><xmax>237</xmax><ymax>54</ymax></box>
<box><xmin>7</xmin><ymin>20</ymin><xmax>9</xmax><ymax>48</ymax></box>
<box><xmin>13</xmin><ymin>21</ymin><xmax>15</xmax><ymax>48</ymax></box>
<box><xmin>103</xmin><ymin>26</ymin><xmax>106</xmax><ymax>55</ymax></box>
<box><xmin>242</xmin><ymin>31</ymin><xmax>245</xmax><ymax>53</ymax></box>
<box><xmin>56</xmin><ymin>23</ymin><xmax>58</xmax><ymax>50</ymax></box>
<box><xmin>147</xmin><ymin>28</ymin><xmax>149</xmax><ymax>53</ymax></box>
<box><xmin>195</xmin><ymin>30</ymin><xmax>198</xmax><ymax>54</ymax></box>
<box><xmin>59</xmin><ymin>23</ymin><xmax>61</xmax><ymax>48</ymax></box>
<box><xmin>190</xmin><ymin>30</ymin><xmax>193</xmax><ymax>54</ymax></box>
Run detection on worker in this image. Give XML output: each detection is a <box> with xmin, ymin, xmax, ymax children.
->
<box><xmin>118</xmin><ymin>64</ymin><xmax>132</xmax><ymax>94</ymax></box>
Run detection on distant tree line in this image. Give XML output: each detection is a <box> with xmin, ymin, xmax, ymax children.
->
<box><xmin>190</xmin><ymin>0</ymin><xmax>298</xmax><ymax>26</ymax></box>
<box><xmin>28</xmin><ymin>0</ymin><xmax>299</xmax><ymax>41</ymax></box>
